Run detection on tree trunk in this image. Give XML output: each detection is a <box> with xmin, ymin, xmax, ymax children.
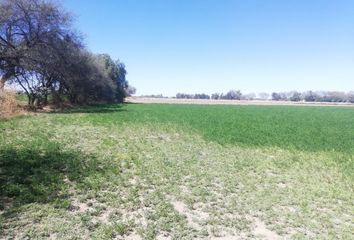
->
<box><xmin>0</xmin><ymin>73</ymin><xmax>14</xmax><ymax>89</ymax></box>
<box><xmin>27</xmin><ymin>94</ymin><xmax>36</xmax><ymax>108</ymax></box>
<box><xmin>43</xmin><ymin>93</ymin><xmax>48</xmax><ymax>106</ymax></box>
<box><xmin>0</xmin><ymin>77</ymin><xmax>6</xmax><ymax>90</ymax></box>
<box><xmin>27</xmin><ymin>95</ymin><xmax>31</xmax><ymax>105</ymax></box>
<box><xmin>31</xmin><ymin>97</ymin><xmax>36</xmax><ymax>107</ymax></box>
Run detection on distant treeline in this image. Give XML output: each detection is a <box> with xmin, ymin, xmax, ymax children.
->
<box><xmin>175</xmin><ymin>90</ymin><xmax>354</xmax><ymax>103</ymax></box>
<box><xmin>140</xmin><ymin>94</ymin><xmax>167</xmax><ymax>98</ymax></box>
<box><xmin>271</xmin><ymin>91</ymin><xmax>354</xmax><ymax>103</ymax></box>
<box><xmin>0</xmin><ymin>0</ymin><xmax>135</xmax><ymax>107</ymax></box>
<box><xmin>176</xmin><ymin>91</ymin><xmax>243</xmax><ymax>100</ymax></box>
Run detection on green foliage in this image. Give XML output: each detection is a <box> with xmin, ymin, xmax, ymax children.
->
<box><xmin>78</xmin><ymin>104</ymin><xmax>354</xmax><ymax>154</ymax></box>
<box><xmin>0</xmin><ymin>0</ymin><xmax>131</xmax><ymax>106</ymax></box>
<box><xmin>93</xmin><ymin>54</ymin><xmax>128</xmax><ymax>103</ymax></box>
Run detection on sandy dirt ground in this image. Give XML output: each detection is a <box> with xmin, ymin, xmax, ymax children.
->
<box><xmin>126</xmin><ymin>97</ymin><xmax>354</xmax><ymax>107</ymax></box>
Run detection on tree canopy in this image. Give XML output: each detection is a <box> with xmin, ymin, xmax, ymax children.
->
<box><xmin>0</xmin><ymin>0</ymin><xmax>132</xmax><ymax>106</ymax></box>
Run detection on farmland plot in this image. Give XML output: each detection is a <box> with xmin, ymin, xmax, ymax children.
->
<box><xmin>0</xmin><ymin>104</ymin><xmax>353</xmax><ymax>239</ymax></box>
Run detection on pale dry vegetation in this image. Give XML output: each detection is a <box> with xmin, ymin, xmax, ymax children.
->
<box><xmin>0</xmin><ymin>89</ymin><xmax>21</xmax><ymax>118</ymax></box>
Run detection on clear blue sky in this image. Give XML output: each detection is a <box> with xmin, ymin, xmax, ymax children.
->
<box><xmin>63</xmin><ymin>0</ymin><xmax>354</xmax><ymax>96</ymax></box>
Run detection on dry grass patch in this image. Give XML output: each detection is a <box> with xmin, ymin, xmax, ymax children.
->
<box><xmin>0</xmin><ymin>89</ymin><xmax>20</xmax><ymax>118</ymax></box>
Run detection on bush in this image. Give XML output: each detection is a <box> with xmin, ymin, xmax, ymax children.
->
<box><xmin>272</xmin><ymin>92</ymin><xmax>282</xmax><ymax>101</ymax></box>
<box><xmin>0</xmin><ymin>89</ymin><xmax>19</xmax><ymax>118</ymax></box>
<box><xmin>303</xmin><ymin>91</ymin><xmax>317</xmax><ymax>102</ymax></box>
<box><xmin>348</xmin><ymin>93</ymin><xmax>354</xmax><ymax>103</ymax></box>
<box><xmin>290</xmin><ymin>92</ymin><xmax>302</xmax><ymax>102</ymax></box>
<box><xmin>221</xmin><ymin>90</ymin><xmax>242</xmax><ymax>100</ymax></box>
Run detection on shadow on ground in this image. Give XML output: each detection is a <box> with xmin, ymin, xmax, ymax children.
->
<box><xmin>53</xmin><ymin>104</ymin><xmax>128</xmax><ymax>114</ymax></box>
<box><xmin>0</xmin><ymin>146</ymin><xmax>100</xmax><ymax>217</ymax></box>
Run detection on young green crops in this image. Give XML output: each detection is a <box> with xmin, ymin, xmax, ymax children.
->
<box><xmin>1</xmin><ymin>104</ymin><xmax>353</xmax><ymax>239</ymax></box>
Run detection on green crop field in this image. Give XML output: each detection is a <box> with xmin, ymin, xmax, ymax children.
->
<box><xmin>1</xmin><ymin>103</ymin><xmax>353</xmax><ymax>239</ymax></box>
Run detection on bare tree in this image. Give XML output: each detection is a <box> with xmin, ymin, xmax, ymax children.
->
<box><xmin>211</xmin><ymin>93</ymin><xmax>220</xmax><ymax>100</ymax></box>
<box><xmin>0</xmin><ymin>0</ymin><xmax>73</xmax><ymax>88</ymax></box>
